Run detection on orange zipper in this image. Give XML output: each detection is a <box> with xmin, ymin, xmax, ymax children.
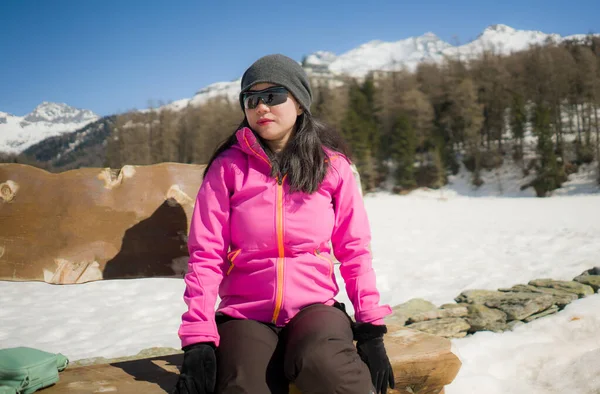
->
<box><xmin>244</xmin><ymin>133</ymin><xmax>271</xmax><ymax>168</ymax></box>
<box><xmin>226</xmin><ymin>249</ymin><xmax>241</xmax><ymax>275</ymax></box>
<box><xmin>271</xmin><ymin>174</ymin><xmax>287</xmax><ymax>324</ymax></box>
<box><xmin>315</xmin><ymin>249</ymin><xmax>334</xmax><ymax>279</ymax></box>
<box><xmin>241</xmin><ymin>133</ymin><xmax>285</xmax><ymax>324</ymax></box>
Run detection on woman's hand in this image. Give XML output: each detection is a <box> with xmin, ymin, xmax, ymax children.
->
<box><xmin>172</xmin><ymin>343</ymin><xmax>217</xmax><ymax>394</ymax></box>
<box><xmin>354</xmin><ymin>323</ymin><xmax>395</xmax><ymax>394</ymax></box>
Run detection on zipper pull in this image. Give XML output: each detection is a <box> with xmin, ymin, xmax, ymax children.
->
<box><xmin>277</xmin><ymin>171</ymin><xmax>283</xmax><ymax>185</ymax></box>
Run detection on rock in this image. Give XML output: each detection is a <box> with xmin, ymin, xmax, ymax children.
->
<box><xmin>499</xmin><ymin>284</ymin><xmax>578</xmax><ymax>308</ymax></box>
<box><xmin>440</xmin><ymin>303</ymin><xmax>467</xmax><ymax>309</ymax></box>
<box><xmin>573</xmin><ymin>275</ymin><xmax>600</xmax><ymax>292</ymax></box>
<box><xmin>483</xmin><ymin>292</ymin><xmax>554</xmax><ymax>321</ymax></box>
<box><xmin>524</xmin><ymin>305</ymin><xmax>560</xmax><ymax>323</ymax></box>
<box><xmin>406</xmin><ymin>318</ymin><xmax>470</xmax><ymax>338</ymax></box>
<box><xmin>384</xmin><ymin>326</ymin><xmax>463</xmax><ymax>393</ymax></box>
<box><xmin>455</xmin><ymin>289</ymin><xmax>506</xmax><ymax>304</ymax></box>
<box><xmin>507</xmin><ymin>320</ymin><xmax>525</xmax><ymax>331</ymax></box>
<box><xmin>386</xmin><ymin>299</ymin><xmax>438</xmax><ymax>326</ymax></box>
<box><xmin>407</xmin><ymin>306</ymin><xmax>468</xmax><ymax>324</ymax></box>
<box><xmin>0</xmin><ymin>163</ymin><xmax>205</xmax><ymax>283</ymax></box>
<box><xmin>70</xmin><ymin>347</ymin><xmax>182</xmax><ymax>367</ymax></box>
<box><xmin>528</xmin><ymin>279</ymin><xmax>594</xmax><ymax>298</ymax></box>
<box><xmin>465</xmin><ymin>304</ymin><xmax>508</xmax><ymax>333</ymax></box>
<box><xmin>579</xmin><ymin>267</ymin><xmax>600</xmax><ymax>276</ymax></box>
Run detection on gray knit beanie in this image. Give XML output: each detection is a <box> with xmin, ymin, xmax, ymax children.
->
<box><xmin>239</xmin><ymin>54</ymin><xmax>312</xmax><ymax>113</ymax></box>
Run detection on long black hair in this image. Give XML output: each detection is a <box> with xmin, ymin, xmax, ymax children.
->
<box><xmin>203</xmin><ymin>112</ymin><xmax>351</xmax><ymax>194</ymax></box>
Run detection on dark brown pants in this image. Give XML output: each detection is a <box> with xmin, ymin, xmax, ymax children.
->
<box><xmin>215</xmin><ymin>304</ymin><xmax>372</xmax><ymax>394</ymax></box>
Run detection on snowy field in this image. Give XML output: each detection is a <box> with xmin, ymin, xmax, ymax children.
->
<box><xmin>1</xmin><ymin>166</ymin><xmax>600</xmax><ymax>393</ymax></box>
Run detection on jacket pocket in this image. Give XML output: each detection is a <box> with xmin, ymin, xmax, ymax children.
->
<box><xmin>314</xmin><ymin>249</ymin><xmax>334</xmax><ymax>279</ymax></box>
<box><xmin>226</xmin><ymin>249</ymin><xmax>241</xmax><ymax>275</ymax></box>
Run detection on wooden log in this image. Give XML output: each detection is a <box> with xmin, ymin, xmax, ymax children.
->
<box><xmin>43</xmin><ymin>327</ymin><xmax>460</xmax><ymax>394</ymax></box>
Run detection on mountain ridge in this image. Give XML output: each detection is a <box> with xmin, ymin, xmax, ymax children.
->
<box><xmin>165</xmin><ymin>23</ymin><xmax>593</xmax><ymax>111</ymax></box>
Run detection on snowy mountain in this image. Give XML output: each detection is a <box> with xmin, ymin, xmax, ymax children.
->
<box><xmin>0</xmin><ymin>102</ymin><xmax>98</xmax><ymax>154</ymax></box>
<box><xmin>162</xmin><ymin>80</ymin><xmax>242</xmax><ymax>112</ymax></box>
<box><xmin>442</xmin><ymin>24</ymin><xmax>562</xmax><ymax>60</ymax></box>
<box><xmin>167</xmin><ymin>24</ymin><xmax>591</xmax><ymax>111</ymax></box>
<box><xmin>320</xmin><ymin>32</ymin><xmax>452</xmax><ymax>76</ymax></box>
<box><xmin>303</xmin><ymin>24</ymin><xmax>591</xmax><ymax>78</ymax></box>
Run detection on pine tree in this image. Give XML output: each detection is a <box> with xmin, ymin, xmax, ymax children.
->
<box><xmin>311</xmin><ymin>82</ymin><xmax>347</xmax><ymax>131</ymax></box>
<box><xmin>572</xmin><ymin>45</ymin><xmax>597</xmax><ymax>164</ymax></box>
<box><xmin>443</xmin><ymin>77</ymin><xmax>484</xmax><ymax>186</ymax></box>
<box><xmin>510</xmin><ymin>93</ymin><xmax>527</xmax><ymax>166</ymax></box>
<box><xmin>341</xmin><ymin>79</ymin><xmax>379</xmax><ymax>191</ymax></box>
<box><xmin>389</xmin><ymin>114</ymin><xmax>417</xmax><ymax>191</ymax></box>
<box><xmin>532</xmin><ymin>104</ymin><xmax>566</xmax><ymax>196</ymax></box>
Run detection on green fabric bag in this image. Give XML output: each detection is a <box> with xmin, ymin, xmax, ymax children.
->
<box><xmin>0</xmin><ymin>347</ymin><xmax>68</xmax><ymax>394</ymax></box>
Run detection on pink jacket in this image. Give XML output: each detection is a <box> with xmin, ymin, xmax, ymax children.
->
<box><xmin>178</xmin><ymin>127</ymin><xmax>392</xmax><ymax>347</ymax></box>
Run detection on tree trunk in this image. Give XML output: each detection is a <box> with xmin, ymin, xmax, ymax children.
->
<box><xmin>575</xmin><ymin>103</ymin><xmax>582</xmax><ymax>144</ymax></box>
<box><xmin>585</xmin><ymin>103</ymin><xmax>592</xmax><ymax>147</ymax></box>
<box><xmin>568</xmin><ymin>105</ymin><xmax>574</xmax><ymax>136</ymax></box>
<box><xmin>554</xmin><ymin>102</ymin><xmax>564</xmax><ymax>161</ymax></box>
<box><xmin>594</xmin><ymin>103</ymin><xmax>600</xmax><ymax>184</ymax></box>
<box><xmin>520</xmin><ymin>137</ymin><xmax>525</xmax><ymax>170</ymax></box>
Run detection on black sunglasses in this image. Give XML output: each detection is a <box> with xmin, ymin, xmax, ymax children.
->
<box><xmin>242</xmin><ymin>86</ymin><xmax>289</xmax><ymax>109</ymax></box>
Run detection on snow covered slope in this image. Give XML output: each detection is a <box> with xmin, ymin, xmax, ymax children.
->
<box><xmin>0</xmin><ymin>102</ymin><xmax>98</xmax><ymax>154</ymax></box>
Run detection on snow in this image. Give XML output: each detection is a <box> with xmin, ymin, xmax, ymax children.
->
<box><xmin>23</xmin><ymin>102</ymin><xmax>96</xmax><ymax>124</ymax></box>
<box><xmin>161</xmin><ymin>98</ymin><xmax>191</xmax><ymax>112</ymax></box>
<box><xmin>1</xmin><ymin>162</ymin><xmax>600</xmax><ymax>392</ymax></box>
<box><xmin>154</xmin><ymin>80</ymin><xmax>241</xmax><ymax>113</ymax></box>
<box><xmin>188</xmin><ymin>80</ymin><xmax>240</xmax><ymax>107</ymax></box>
<box><xmin>303</xmin><ymin>50</ymin><xmax>337</xmax><ymax>66</ymax></box>
<box><xmin>0</xmin><ymin>102</ymin><xmax>98</xmax><ymax>154</ymax></box>
<box><xmin>554</xmin><ymin>163</ymin><xmax>600</xmax><ymax>196</ymax></box>
<box><xmin>448</xmin><ymin>295</ymin><xmax>600</xmax><ymax>394</ymax></box>
<box><xmin>443</xmin><ymin>24</ymin><xmax>562</xmax><ymax>60</ymax></box>
<box><xmin>326</xmin><ymin>34</ymin><xmax>451</xmax><ymax>77</ymax></box>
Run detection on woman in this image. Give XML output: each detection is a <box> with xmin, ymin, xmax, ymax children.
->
<box><xmin>174</xmin><ymin>54</ymin><xmax>394</xmax><ymax>394</ymax></box>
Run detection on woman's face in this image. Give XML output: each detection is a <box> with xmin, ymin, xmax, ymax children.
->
<box><xmin>244</xmin><ymin>82</ymin><xmax>303</xmax><ymax>153</ymax></box>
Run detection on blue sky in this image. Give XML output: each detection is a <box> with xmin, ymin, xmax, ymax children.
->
<box><xmin>1</xmin><ymin>0</ymin><xmax>598</xmax><ymax>117</ymax></box>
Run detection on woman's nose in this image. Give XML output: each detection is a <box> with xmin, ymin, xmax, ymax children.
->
<box><xmin>255</xmin><ymin>100</ymin><xmax>270</xmax><ymax>114</ymax></box>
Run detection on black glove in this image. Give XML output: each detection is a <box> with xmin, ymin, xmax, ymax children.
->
<box><xmin>354</xmin><ymin>323</ymin><xmax>395</xmax><ymax>394</ymax></box>
<box><xmin>172</xmin><ymin>343</ymin><xmax>217</xmax><ymax>394</ymax></box>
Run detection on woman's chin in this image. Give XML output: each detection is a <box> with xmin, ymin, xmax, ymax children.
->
<box><xmin>255</xmin><ymin>128</ymin><xmax>281</xmax><ymax>141</ymax></box>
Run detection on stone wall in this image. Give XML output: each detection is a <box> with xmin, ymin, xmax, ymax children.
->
<box><xmin>0</xmin><ymin>163</ymin><xmax>205</xmax><ymax>283</ymax></box>
<box><xmin>386</xmin><ymin>267</ymin><xmax>600</xmax><ymax>338</ymax></box>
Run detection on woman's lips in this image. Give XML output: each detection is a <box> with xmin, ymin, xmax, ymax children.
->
<box><xmin>257</xmin><ymin>119</ymin><xmax>273</xmax><ymax>125</ymax></box>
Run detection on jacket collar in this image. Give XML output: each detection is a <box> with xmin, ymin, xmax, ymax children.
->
<box><xmin>234</xmin><ymin>127</ymin><xmax>344</xmax><ymax>168</ymax></box>
<box><xmin>235</xmin><ymin>127</ymin><xmax>272</xmax><ymax>168</ymax></box>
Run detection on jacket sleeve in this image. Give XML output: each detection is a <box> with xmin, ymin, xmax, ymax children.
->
<box><xmin>330</xmin><ymin>158</ymin><xmax>392</xmax><ymax>325</ymax></box>
<box><xmin>178</xmin><ymin>158</ymin><xmax>231</xmax><ymax>348</ymax></box>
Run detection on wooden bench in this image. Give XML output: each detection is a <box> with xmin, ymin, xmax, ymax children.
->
<box><xmin>43</xmin><ymin>327</ymin><xmax>460</xmax><ymax>394</ymax></box>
